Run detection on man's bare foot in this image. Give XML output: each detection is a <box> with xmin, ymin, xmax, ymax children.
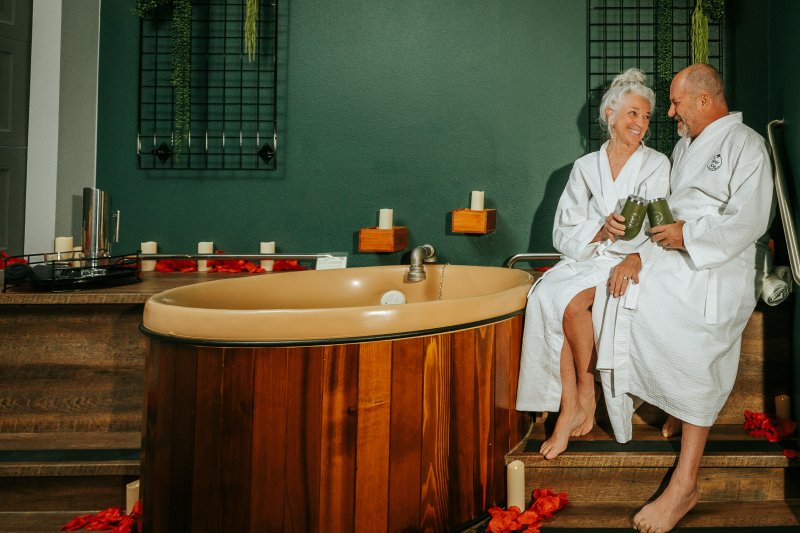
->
<box><xmin>540</xmin><ymin>409</ymin><xmax>585</xmax><ymax>460</ymax></box>
<box><xmin>662</xmin><ymin>415</ymin><xmax>682</xmax><ymax>438</ymax></box>
<box><xmin>571</xmin><ymin>382</ymin><xmax>599</xmax><ymax>437</ymax></box>
<box><xmin>633</xmin><ymin>477</ymin><xmax>699</xmax><ymax>533</ymax></box>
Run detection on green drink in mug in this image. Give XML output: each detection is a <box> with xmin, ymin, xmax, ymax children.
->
<box><xmin>619</xmin><ymin>195</ymin><xmax>648</xmax><ymax>241</ymax></box>
<box><xmin>647</xmin><ymin>197</ymin><xmax>675</xmax><ymax>227</ymax></box>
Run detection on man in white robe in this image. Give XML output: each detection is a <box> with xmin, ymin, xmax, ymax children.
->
<box><xmin>598</xmin><ymin>64</ymin><xmax>774</xmax><ymax>533</ymax></box>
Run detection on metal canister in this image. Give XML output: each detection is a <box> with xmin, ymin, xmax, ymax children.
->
<box><xmin>647</xmin><ymin>197</ymin><xmax>675</xmax><ymax>227</ymax></box>
<box><xmin>619</xmin><ymin>194</ymin><xmax>648</xmax><ymax>241</ymax></box>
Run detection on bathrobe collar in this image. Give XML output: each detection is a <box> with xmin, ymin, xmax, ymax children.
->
<box><xmin>599</xmin><ymin>140</ymin><xmax>645</xmax><ymax>214</ymax></box>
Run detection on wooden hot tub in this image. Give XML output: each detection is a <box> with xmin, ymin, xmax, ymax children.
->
<box><xmin>140</xmin><ymin>265</ymin><xmax>533</xmax><ymax>532</ymax></box>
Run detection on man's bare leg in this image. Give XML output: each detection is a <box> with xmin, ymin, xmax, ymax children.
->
<box><xmin>563</xmin><ymin>287</ymin><xmax>598</xmax><ymax>437</ymax></box>
<box><xmin>662</xmin><ymin>414</ymin><xmax>682</xmax><ymax>438</ymax></box>
<box><xmin>633</xmin><ymin>421</ymin><xmax>708</xmax><ymax>532</ymax></box>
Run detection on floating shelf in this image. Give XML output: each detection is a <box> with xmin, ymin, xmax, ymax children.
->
<box><xmin>451</xmin><ymin>209</ymin><xmax>496</xmax><ymax>234</ymax></box>
<box><xmin>358</xmin><ymin>227</ymin><xmax>408</xmax><ymax>253</ymax></box>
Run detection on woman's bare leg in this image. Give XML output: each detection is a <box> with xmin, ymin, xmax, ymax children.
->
<box><xmin>564</xmin><ymin>287</ymin><xmax>598</xmax><ymax>436</ymax></box>
<box><xmin>540</xmin><ymin>287</ymin><xmax>597</xmax><ymax>459</ymax></box>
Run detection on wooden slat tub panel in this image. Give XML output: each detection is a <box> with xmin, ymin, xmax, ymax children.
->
<box><xmin>354</xmin><ymin>341</ymin><xmax>393</xmax><ymax>533</ymax></box>
<box><xmin>387</xmin><ymin>337</ymin><xmax>425</xmax><ymax>532</ymax></box>
<box><xmin>142</xmin><ymin>315</ymin><xmax>529</xmax><ymax>533</ymax></box>
<box><xmin>250</xmin><ymin>347</ymin><xmax>289</xmax><ymax>531</ymax></box>
<box><xmin>319</xmin><ymin>344</ymin><xmax>359</xmax><ymax>532</ymax></box>
<box><xmin>283</xmin><ymin>346</ymin><xmax>323</xmax><ymax>532</ymax></box>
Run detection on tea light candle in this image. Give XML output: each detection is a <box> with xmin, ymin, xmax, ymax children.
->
<box><xmin>54</xmin><ymin>236</ymin><xmax>73</xmax><ymax>255</ymax></box>
<box><xmin>378</xmin><ymin>208</ymin><xmax>393</xmax><ymax>229</ymax></box>
<box><xmin>470</xmin><ymin>191</ymin><xmax>485</xmax><ymax>211</ymax></box>
<box><xmin>140</xmin><ymin>241</ymin><xmax>157</xmax><ymax>272</ymax></box>
<box><xmin>260</xmin><ymin>241</ymin><xmax>275</xmax><ymax>272</ymax></box>
<box><xmin>197</xmin><ymin>241</ymin><xmax>213</xmax><ymax>271</ymax></box>
<box><xmin>776</xmin><ymin>394</ymin><xmax>791</xmax><ymax>420</ymax></box>
<box><xmin>506</xmin><ymin>459</ymin><xmax>525</xmax><ymax>511</ymax></box>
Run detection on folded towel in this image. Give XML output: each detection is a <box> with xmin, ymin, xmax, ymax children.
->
<box><xmin>761</xmin><ymin>266</ymin><xmax>793</xmax><ymax>306</ymax></box>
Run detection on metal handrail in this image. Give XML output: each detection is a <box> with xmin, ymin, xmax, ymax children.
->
<box><xmin>504</xmin><ymin>252</ymin><xmax>561</xmax><ymax>269</ymax></box>
<box><xmin>767</xmin><ymin>119</ymin><xmax>800</xmax><ymax>286</ymax></box>
<box><xmin>136</xmin><ymin>253</ymin><xmax>338</xmax><ymax>261</ymax></box>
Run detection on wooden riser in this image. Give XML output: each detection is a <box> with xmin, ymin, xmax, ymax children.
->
<box><xmin>528</xmin><ymin>466</ymin><xmax>796</xmax><ymax>502</ymax></box>
<box><xmin>543</xmin><ymin>500</ymin><xmax>800</xmax><ymax>528</ymax></box>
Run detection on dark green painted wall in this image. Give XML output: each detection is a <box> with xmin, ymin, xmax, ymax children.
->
<box><xmin>97</xmin><ymin>1</ymin><xmax>587</xmax><ymax>266</ymax></box>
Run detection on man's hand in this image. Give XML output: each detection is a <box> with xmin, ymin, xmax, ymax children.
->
<box><xmin>650</xmin><ymin>220</ymin><xmax>686</xmax><ymax>250</ymax></box>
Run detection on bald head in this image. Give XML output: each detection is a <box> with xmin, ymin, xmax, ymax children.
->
<box><xmin>668</xmin><ymin>63</ymin><xmax>728</xmax><ymax>139</ymax></box>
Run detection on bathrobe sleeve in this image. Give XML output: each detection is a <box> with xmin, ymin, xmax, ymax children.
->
<box><xmin>552</xmin><ymin>159</ymin><xmax>604</xmax><ymax>262</ymax></box>
<box><xmin>682</xmin><ymin>137</ymin><xmax>773</xmax><ymax>270</ymax></box>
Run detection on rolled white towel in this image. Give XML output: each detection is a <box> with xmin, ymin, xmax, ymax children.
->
<box><xmin>761</xmin><ymin>265</ymin><xmax>793</xmax><ymax>306</ymax></box>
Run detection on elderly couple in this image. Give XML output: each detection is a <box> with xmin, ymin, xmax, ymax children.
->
<box><xmin>517</xmin><ymin>63</ymin><xmax>774</xmax><ymax>533</ymax></box>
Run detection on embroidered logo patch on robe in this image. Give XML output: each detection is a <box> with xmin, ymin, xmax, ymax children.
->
<box><xmin>707</xmin><ymin>154</ymin><xmax>722</xmax><ymax>171</ymax></box>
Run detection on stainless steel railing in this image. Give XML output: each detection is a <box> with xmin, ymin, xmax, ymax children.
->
<box><xmin>767</xmin><ymin>119</ymin><xmax>800</xmax><ymax>286</ymax></box>
<box><xmin>504</xmin><ymin>252</ymin><xmax>561</xmax><ymax>268</ymax></box>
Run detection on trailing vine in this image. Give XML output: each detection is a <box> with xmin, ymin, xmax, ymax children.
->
<box><xmin>691</xmin><ymin>0</ymin><xmax>725</xmax><ymax>64</ymax></box>
<box><xmin>245</xmin><ymin>0</ymin><xmax>258</xmax><ymax>62</ymax></box>
<box><xmin>135</xmin><ymin>0</ymin><xmax>192</xmax><ymax>159</ymax></box>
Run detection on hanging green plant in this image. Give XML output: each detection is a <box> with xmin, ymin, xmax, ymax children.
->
<box><xmin>245</xmin><ymin>0</ymin><xmax>258</xmax><ymax>62</ymax></box>
<box><xmin>135</xmin><ymin>0</ymin><xmax>192</xmax><ymax>159</ymax></box>
<box><xmin>691</xmin><ymin>0</ymin><xmax>725</xmax><ymax>64</ymax></box>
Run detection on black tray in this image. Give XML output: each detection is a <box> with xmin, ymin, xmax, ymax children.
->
<box><xmin>2</xmin><ymin>252</ymin><xmax>141</xmax><ymax>292</ymax></box>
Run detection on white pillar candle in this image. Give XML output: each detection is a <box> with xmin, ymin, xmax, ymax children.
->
<box><xmin>260</xmin><ymin>241</ymin><xmax>276</xmax><ymax>272</ymax></box>
<box><xmin>776</xmin><ymin>394</ymin><xmax>792</xmax><ymax>420</ymax></box>
<box><xmin>506</xmin><ymin>459</ymin><xmax>526</xmax><ymax>511</ymax></box>
<box><xmin>197</xmin><ymin>241</ymin><xmax>214</xmax><ymax>272</ymax></box>
<box><xmin>70</xmin><ymin>246</ymin><xmax>83</xmax><ymax>268</ymax></box>
<box><xmin>378</xmin><ymin>208</ymin><xmax>393</xmax><ymax>229</ymax></box>
<box><xmin>54</xmin><ymin>236</ymin><xmax>73</xmax><ymax>254</ymax></box>
<box><xmin>470</xmin><ymin>191</ymin><xmax>485</xmax><ymax>211</ymax></box>
<box><xmin>140</xmin><ymin>241</ymin><xmax>157</xmax><ymax>272</ymax></box>
<box><xmin>125</xmin><ymin>479</ymin><xmax>140</xmax><ymax>514</ymax></box>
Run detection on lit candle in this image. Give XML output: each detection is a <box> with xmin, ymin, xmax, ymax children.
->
<box><xmin>470</xmin><ymin>191</ymin><xmax>485</xmax><ymax>211</ymax></box>
<box><xmin>378</xmin><ymin>208</ymin><xmax>393</xmax><ymax>229</ymax></box>
<box><xmin>197</xmin><ymin>241</ymin><xmax>214</xmax><ymax>272</ymax></box>
<box><xmin>54</xmin><ymin>236</ymin><xmax>73</xmax><ymax>255</ymax></box>
<box><xmin>140</xmin><ymin>241</ymin><xmax>157</xmax><ymax>272</ymax></box>
<box><xmin>776</xmin><ymin>394</ymin><xmax>791</xmax><ymax>420</ymax></box>
<box><xmin>260</xmin><ymin>241</ymin><xmax>276</xmax><ymax>271</ymax></box>
<box><xmin>506</xmin><ymin>459</ymin><xmax>525</xmax><ymax>511</ymax></box>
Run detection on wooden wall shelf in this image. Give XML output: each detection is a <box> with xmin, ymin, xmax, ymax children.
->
<box><xmin>358</xmin><ymin>226</ymin><xmax>408</xmax><ymax>252</ymax></box>
<box><xmin>451</xmin><ymin>209</ymin><xmax>496</xmax><ymax>234</ymax></box>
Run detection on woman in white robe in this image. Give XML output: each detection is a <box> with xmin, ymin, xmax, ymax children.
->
<box><xmin>516</xmin><ymin>69</ymin><xmax>670</xmax><ymax>459</ymax></box>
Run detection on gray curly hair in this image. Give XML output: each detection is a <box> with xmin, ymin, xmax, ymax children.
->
<box><xmin>598</xmin><ymin>68</ymin><xmax>656</xmax><ymax>139</ymax></box>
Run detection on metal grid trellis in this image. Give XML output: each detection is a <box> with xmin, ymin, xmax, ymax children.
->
<box><xmin>587</xmin><ymin>0</ymin><xmax>723</xmax><ymax>155</ymax></box>
<box><xmin>137</xmin><ymin>0</ymin><xmax>279</xmax><ymax>170</ymax></box>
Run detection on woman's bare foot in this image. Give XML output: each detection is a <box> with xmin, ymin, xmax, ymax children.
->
<box><xmin>572</xmin><ymin>382</ymin><xmax>599</xmax><ymax>436</ymax></box>
<box><xmin>662</xmin><ymin>415</ymin><xmax>682</xmax><ymax>438</ymax></box>
<box><xmin>540</xmin><ymin>408</ymin><xmax>585</xmax><ymax>460</ymax></box>
<box><xmin>633</xmin><ymin>476</ymin><xmax>699</xmax><ymax>533</ymax></box>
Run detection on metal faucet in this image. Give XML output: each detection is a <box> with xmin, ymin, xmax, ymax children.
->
<box><xmin>407</xmin><ymin>244</ymin><xmax>437</xmax><ymax>282</ymax></box>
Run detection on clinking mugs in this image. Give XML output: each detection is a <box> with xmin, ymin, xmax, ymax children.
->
<box><xmin>618</xmin><ymin>195</ymin><xmax>675</xmax><ymax>241</ymax></box>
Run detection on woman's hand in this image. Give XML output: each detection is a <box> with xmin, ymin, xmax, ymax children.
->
<box><xmin>608</xmin><ymin>253</ymin><xmax>642</xmax><ymax>298</ymax></box>
<box><xmin>601</xmin><ymin>213</ymin><xmax>626</xmax><ymax>242</ymax></box>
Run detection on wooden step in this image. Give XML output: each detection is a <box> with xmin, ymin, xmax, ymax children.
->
<box><xmin>0</xmin><ymin>432</ymin><xmax>140</xmax><ymax>533</ymax></box>
<box><xmin>507</xmin><ymin>423</ymin><xmax>799</xmax><ymax>503</ymax></box>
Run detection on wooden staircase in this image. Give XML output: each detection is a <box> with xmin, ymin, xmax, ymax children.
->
<box><xmin>505</xmin><ymin>303</ymin><xmax>800</xmax><ymax>530</ymax></box>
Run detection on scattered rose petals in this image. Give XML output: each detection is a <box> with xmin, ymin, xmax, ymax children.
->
<box><xmin>155</xmin><ymin>259</ymin><xmax>197</xmax><ymax>273</ymax></box>
<box><xmin>784</xmin><ymin>448</ymin><xmax>798</xmax><ymax>459</ymax></box>
<box><xmin>0</xmin><ymin>251</ymin><xmax>28</xmax><ymax>270</ymax></box>
<box><xmin>744</xmin><ymin>410</ymin><xmax>797</xmax><ymax>442</ymax></box>
<box><xmin>273</xmin><ymin>259</ymin><xmax>306</xmax><ymax>272</ymax></box>
<box><xmin>62</xmin><ymin>500</ymin><xmax>141</xmax><ymax>532</ymax></box>
<box><xmin>485</xmin><ymin>488</ymin><xmax>567</xmax><ymax>532</ymax></box>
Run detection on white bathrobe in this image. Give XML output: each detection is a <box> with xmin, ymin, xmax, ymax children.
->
<box><xmin>597</xmin><ymin>112</ymin><xmax>774</xmax><ymax>442</ymax></box>
<box><xmin>516</xmin><ymin>142</ymin><xmax>670</xmax><ymax>412</ymax></box>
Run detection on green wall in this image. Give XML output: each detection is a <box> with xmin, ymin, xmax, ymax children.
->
<box><xmin>96</xmin><ymin>1</ymin><xmax>587</xmax><ymax>267</ymax></box>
